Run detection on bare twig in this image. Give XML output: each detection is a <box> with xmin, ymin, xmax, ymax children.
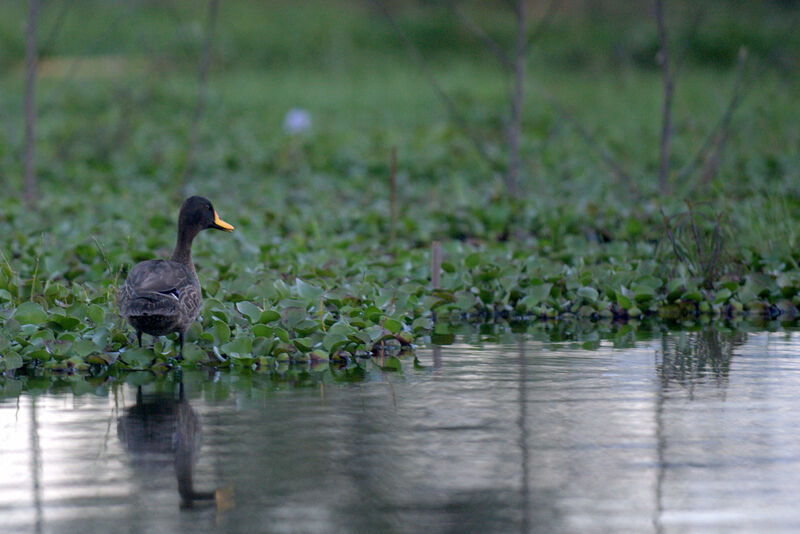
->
<box><xmin>374</xmin><ymin>1</ymin><xmax>500</xmax><ymax>173</ymax></box>
<box><xmin>536</xmin><ymin>87</ymin><xmax>638</xmax><ymax>195</ymax></box>
<box><xmin>660</xmin><ymin>210</ymin><xmax>688</xmax><ymax>265</ymax></box>
<box><xmin>389</xmin><ymin>146</ymin><xmax>397</xmax><ymax>241</ymax></box>
<box><xmin>655</xmin><ymin>0</ymin><xmax>674</xmax><ymax>195</ymax></box>
<box><xmin>23</xmin><ymin>0</ymin><xmax>41</xmax><ymax>207</ymax></box>
<box><xmin>448</xmin><ymin>1</ymin><xmax>511</xmax><ymax>70</ymax></box>
<box><xmin>431</xmin><ymin>241</ymin><xmax>442</xmax><ymax>290</ymax></box>
<box><xmin>699</xmin><ymin>48</ymin><xmax>748</xmax><ymax>187</ymax></box>
<box><xmin>181</xmin><ymin>0</ymin><xmax>221</xmax><ymax>188</ymax></box>
<box><xmin>507</xmin><ymin>0</ymin><xmax>527</xmax><ymax>196</ymax></box>
<box><xmin>40</xmin><ymin>0</ymin><xmax>71</xmax><ymax>53</ymax></box>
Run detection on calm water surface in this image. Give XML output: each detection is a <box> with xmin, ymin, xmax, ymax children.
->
<box><xmin>3</xmin><ymin>329</ymin><xmax>800</xmax><ymax>533</ymax></box>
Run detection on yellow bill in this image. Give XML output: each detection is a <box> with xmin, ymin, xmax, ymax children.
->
<box><xmin>213</xmin><ymin>211</ymin><xmax>234</xmax><ymax>232</ymax></box>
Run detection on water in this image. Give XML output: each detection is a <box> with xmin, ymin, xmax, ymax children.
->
<box><xmin>3</xmin><ymin>329</ymin><xmax>800</xmax><ymax>533</ymax></box>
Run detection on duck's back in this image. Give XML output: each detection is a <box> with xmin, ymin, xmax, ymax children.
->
<box><xmin>118</xmin><ymin>260</ymin><xmax>202</xmax><ymax>335</ymax></box>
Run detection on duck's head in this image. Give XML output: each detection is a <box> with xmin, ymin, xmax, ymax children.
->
<box><xmin>179</xmin><ymin>196</ymin><xmax>234</xmax><ymax>234</ymax></box>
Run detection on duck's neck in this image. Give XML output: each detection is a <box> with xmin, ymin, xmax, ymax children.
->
<box><xmin>170</xmin><ymin>227</ymin><xmax>197</xmax><ymax>277</ymax></box>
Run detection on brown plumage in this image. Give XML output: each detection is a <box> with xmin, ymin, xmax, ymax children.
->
<box><xmin>118</xmin><ymin>196</ymin><xmax>234</xmax><ymax>358</ymax></box>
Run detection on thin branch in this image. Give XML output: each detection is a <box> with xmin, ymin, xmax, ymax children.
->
<box><xmin>24</xmin><ymin>0</ymin><xmax>41</xmax><ymax>207</ymax></box>
<box><xmin>375</xmin><ymin>0</ymin><xmax>500</xmax><ymax>173</ymax></box>
<box><xmin>699</xmin><ymin>48</ymin><xmax>748</xmax><ymax>187</ymax></box>
<box><xmin>448</xmin><ymin>1</ymin><xmax>512</xmax><ymax>70</ymax></box>
<box><xmin>655</xmin><ymin>0</ymin><xmax>674</xmax><ymax>195</ymax></box>
<box><xmin>661</xmin><ymin>210</ymin><xmax>688</xmax><ymax>266</ymax></box>
<box><xmin>535</xmin><ymin>86</ymin><xmax>637</xmax><ymax>196</ymax></box>
<box><xmin>678</xmin><ymin>47</ymin><xmax>748</xmax><ymax>187</ymax></box>
<box><xmin>40</xmin><ymin>0</ymin><xmax>71</xmax><ymax>53</ymax></box>
<box><xmin>181</xmin><ymin>0</ymin><xmax>221</xmax><ymax>188</ymax></box>
<box><xmin>389</xmin><ymin>146</ymin><xmax>397</xmax><ymax>242</ymax></box>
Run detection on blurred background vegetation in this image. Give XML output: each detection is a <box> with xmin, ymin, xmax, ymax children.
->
<box><xmin>0</xmin><ymin>0</ymin><xmax>798</xmax><ymax>257</ymax></box>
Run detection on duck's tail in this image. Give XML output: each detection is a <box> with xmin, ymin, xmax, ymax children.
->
<box><xmin>123</xmin><ymin>291</ymin><xmax>182</xmax><ymax>317</ymax></box>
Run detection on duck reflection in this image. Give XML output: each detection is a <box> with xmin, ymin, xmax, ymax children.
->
<box><xmin>117</xmin><ymin>381</ymin><xmax>225</xmax><ymax>509</ymax></box>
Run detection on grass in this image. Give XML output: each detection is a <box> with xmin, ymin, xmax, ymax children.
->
<box><xmin>0</xmin><ymin>0</ymin><xmax>799</xmax><ymax>386</ymax></box>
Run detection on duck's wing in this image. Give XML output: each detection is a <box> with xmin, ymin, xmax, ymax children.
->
<box><xmin>119</xmin><ymin>260</ymin><xmax>201</xmax><ymax>320</ymax></box>
<box><xmin>124</xmin><ymin>260</ymin><xmax>194</xmax><ymax>294</ymax></box>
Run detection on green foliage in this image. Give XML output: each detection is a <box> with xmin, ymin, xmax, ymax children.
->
<box><xmin>0</xmin><ymin>0</ymin><xmax>798</xmax><ymax>382</ymax></box>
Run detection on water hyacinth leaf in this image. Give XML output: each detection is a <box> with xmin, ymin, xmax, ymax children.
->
<box><xmin>383</xmin><ymin>318</ymin><xmax>403</xmax><ymax>334</ymax></box>
<box><xmin>49</xmin><ymin>314</ymin><xmax>81</xmax><ymax>330</ymax></box>
<box><xmin>222</xmin><ymin>337</ymin><xmax>253</xmax><ymax>358</ymax></box>
<box><xmin>296</xmin><ymin>279</ymin><xmax>324</xmax><ymax>302</ymax></box>
<box><xmin>259</xmin><ymin>310</ymin><xmax>281</xmax><ymax>323</ymax></box>
<box><xmin>236</xmin><ymin>301</ymin><xmax>262</xmax><ymax>322</ymax></box>
<box><xmin>616</xmin><ymin>291</ymin><xmax>632</xmax><ymax>310</ymax></box>
<box><xmin>412</xmin><ymin>317</ymin><xmax>433</xmax><ymax>332</ymax></box>
<box><xmin>182</xmin><ymin>343</ymin><xmax>207</xmax><ymax>364</ymax></box>
<box><xmin>638</xmin><ymin>276</ymin><xmax>663</xmax><ymax>290</ymax></box>
<box><xmin>577</xmin><ymin>287</ymin><xmax>599</xmax><ymax>303</ymax></box>
<box><xmin>281</xmin><ymin>306</ymin><xmax>306</xmax><ymax>328</ymax></box>
<box><xmin>683</xmin><ymin>290</ymin><xmax>703</xmax><ymax>302</ymax></box>
<box><xmin>632</xmin><ymin>283</ymin><xmax>656</xmax><ymax>302</ymax></box>
<box><xmin>381</xmin><ymin>356</ymin><xmax>402</xmax><ymax>372</ymax></box>
<box><xmin>294</xmin><ymin>319</ymin><xmax>320</xmax><ymax>336</ymax></box>
<box><xmin>252</xmin><ymin>324</ymin><xmax>273</xmax><ymax>338</ymax></box>
<box><xmin>521</xmin><ymin>283</ymin><xmax>552</xmax><ymax>308</ymax></box>
<box><xmin>73</xmin><ymin>339</ymin><xmax>99</xmax><ymax>357</ymax></box>
<box><xmin>14</xmin><ymin>302</ymin><xmax>47</xmax><ymax>325</ymax></box>
<box><xmin>323</xmin><ymin>332</ymin><xmax>349</xmax><ymax>352</ymax></box>
<box><xmin>274</xmin><ymin>327</ymin><xmax>290</xmax><ymax>343</ymax></box>
<box><xmin>327</xmin><ymin>321</ymin><xmax>354</xmax><ymax>336</ymax></box>
<box><xmin>2</xmin><ymin>352</ymin><xmax>24</xmax><ymax>371</ymax></box>
<box><xmin>666</xmin><ymin>279</ymin><xmax>684</xmax><ymax>302</ymax></box>
<box><xmin>292</xmin><ymin>337</ymin><xmax>313</xmax><ymax>352</ymax></box>
<box><xmin>364</xmin><ymin>306</ymin><xmax>382</xmax><ymax>323</ymax></box>
<box><xmin>214</xmin><ymin>320</ymin><xmax>231</xmax><ymax>344</ymax></box>
<box><xmin>87</xmin><ymin>304</ymin><xmax>105</xmax><ymax>324</ymax></box>
<box><xmin>122</xmin><ymin>348</ymin><xmax>154</xmax><ymax>367</ymax></box>
<box><xmin>465</xmin><ymin>253</ymin><xmax>481</xmax><ymax>270</ymax></box>
<box><xmin>714</xmin><ymin>288</ymin><xmax>732</xmax><ymax>304</ymax></box>
<box><xmin>253</xmin><ymin>337</ymin><xmax>277</xmax><ymax>356</ymax></box>
<box><xmin>87</xmin><ymin>353</ymin><xmax>115</xmax><ymax>365</ymax></box>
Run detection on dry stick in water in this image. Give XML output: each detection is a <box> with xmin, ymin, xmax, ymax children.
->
<box><xmin>431</xmin><ymin>241</ymin><xmax>442</xmax><ymax>291</ymax></box>
<box><xmin>655</xmin><ymin>0</ymin><xmax>674</xmax><ymax>196</ymax></box>
<box><xmin>390</xmin><ymin>147</ymin><xmax>397</xmax><ymax>242</ymax></box>
<box><xmin>23</xmin><ymin>0</ymin><xmax>40</xmax><ymax>207</ymax></box>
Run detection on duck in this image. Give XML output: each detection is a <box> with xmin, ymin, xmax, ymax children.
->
<box><xmin>118</xmin><ymin>196</ymin><xmax>234</xmax><ymax>358</ymax></box>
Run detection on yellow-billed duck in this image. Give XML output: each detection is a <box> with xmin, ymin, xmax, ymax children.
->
<box><xmin>118</xmin><ymin>196</ymin><xmax>234</xmax><ymax>358</ymax></box>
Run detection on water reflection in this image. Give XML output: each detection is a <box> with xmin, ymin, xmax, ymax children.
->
<box><xmin>3</xmin><ymin>327</ymin><xmax>800</xmax><ymax>533</ymax></box>
<box><xmin>116</xmin><ymin>380</ymin><xmax>225</xmax><ymax>509</ymax></box>
<box><xmin>658</xmin><ymin>329</ymin><xmax>744</xmax><ymax>394</ymax></box>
